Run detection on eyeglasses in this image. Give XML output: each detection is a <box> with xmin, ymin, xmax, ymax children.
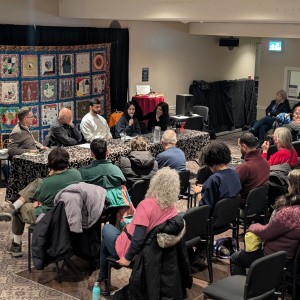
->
<box><xmin>26</xmin><ymin>115</ymin><xmax>35</xmax><ymax>119</ymax></box>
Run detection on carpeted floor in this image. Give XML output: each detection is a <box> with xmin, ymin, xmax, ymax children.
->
<box><xmin>0</xmin><ymin>132</ymin><xmax>243</xmax><ymax>300</ymax></box>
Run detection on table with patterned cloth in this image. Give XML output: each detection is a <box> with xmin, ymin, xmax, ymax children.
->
<box><xmin>6</xmin><ymin>130</ymin><xmax>209</xmax><ymax>200</ymax></box>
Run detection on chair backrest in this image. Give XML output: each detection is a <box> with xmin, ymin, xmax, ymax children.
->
<box><xmin>292</xmin><ymin>140</ymin><xmax>300</xmax><ymax>157</ymax></box>
<box><xmin>183</xmin><ymin>205</ymin><xmax>210</xmax><ymax>248</ymax></box>
<box><xmin>130</xmin><ymin>179</ymin><xmax>150</xmax><ymax>208</ymax></box>
<box><xmin>245</xmin><ymin>185</ymin><xmax>269</xmax><ymax>216</ymax></box>
<box><xmin>178</xmin><ymin>169</ymin><xmax>190</xmax><ymax>195</ymax></box>
<box><xmin>245</xmin><ymin>251</ymin><xmax>287</xmax><ymax>299</ymax></box>
<box><xmin>211</xmin><ymin>197</ymin><xmax>240</xmax><ymax>229</ymax></box>
<box><xmin>193</xmin><ymin>106</ymin><xmax>209</xmax><ymax>123</ymax></box>
<box><xmin>267</xmin><ymin>144</ymin><xmax>278</xmax><ymax>159</ymax></box>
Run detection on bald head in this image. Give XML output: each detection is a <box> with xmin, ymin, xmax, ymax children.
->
<box><xmin>161</xmin><ymin>130</ymin><xmax>177</xmax><ymax>148</ymax></box>
<box><xmin>59</xmin><ymin>108</ymin><xmax>73</xmax><ymax>124</ymax></box>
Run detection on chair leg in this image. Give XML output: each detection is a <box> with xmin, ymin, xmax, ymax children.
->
<box><xmin>28</xmin><ymin>228</ymin><xmax>31</xmax><ymax>272</ymax></box>
<box><xmin>56</xmin><ymin>262</ymin><xmax>62</xmax><ymax>283</ymax></box>
<box><xmin>107</xmin><ymin>261</ymin><xmax>112</xmax><ymax>296</ymax></box>
<box><xmin>206</xmin><ymin>239</ymin><xmax>213</xmax><ymax>283</ymax></box>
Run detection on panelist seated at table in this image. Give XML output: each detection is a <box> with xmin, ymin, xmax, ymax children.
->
<box><xmin>8</xmin><ymin>107</ymin><xmax>47</xmax><ymax>157</ymax></box>
<box><xmin>0</xmin><ymin>147</ymin><xmax>82</xmax><ymax>258</ymax></box>
<box><xmin>44</xmin><ymin>108</ymin><xmax>82</xmax><ymax>147</ymax></box>
<box><xmin>156</xmin><ymin>130</ymin><xmax>186</xmax><ymax>172</ymax></box>
<box><xmin>115</xmin><ymin>101</ymin><xmax>141</xmax><ymax>138</ymax></box>
<box><xmin>80</xmin><ymin>98</ymin><xmax>112</xmax><ymax>142</ymax></box>
<box><xmin>139</xmin><ymin>102</ymin><xmax>170</xmax><ymax>132</ymax></box>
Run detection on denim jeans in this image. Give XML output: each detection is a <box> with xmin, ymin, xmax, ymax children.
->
<box><xmin>252</xmin><ymin>116</ymin><xmax>275</xmax><ymax>141</ymax></box>
<box><xmin>230</xmin><ymin>249</ymin><xmax>264</xmax><ymax>275</ymax></box>
<box><xmin>98</xmin><ymin>224</ymin><xmax>121</xmax><ymax>281</ymax></box>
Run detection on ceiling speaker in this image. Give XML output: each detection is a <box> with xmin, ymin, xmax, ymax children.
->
<box><xmin>219</xmin><ymin>37</ymin><xmax>239</xmax><ymax>48</ymax></box>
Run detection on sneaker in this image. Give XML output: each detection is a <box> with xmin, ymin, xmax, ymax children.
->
<box><xmin>4</xmin><ymin>240</ymin><xmax>22</xmax><ymax>257</ymax></box>
<box><xmin>0</xmin><ymin>202</ymin><xmax>15</xmax><ymax>222</ymax></box>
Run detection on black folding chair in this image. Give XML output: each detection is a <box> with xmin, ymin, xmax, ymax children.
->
<box><xmin>178</xmin><ymin>170</ymin><xmax>193</xmax><ymax>208</ymax></box>
<box><xmin>130</xmin><ymin>179</ymin><xmax>150</xmax><ymax>208</ymax></box>
<box><xmin>240</xmin><ymin>185</ymin><xmax>269</xmax><ymax>236</ymax></box>
<box><xmin>203</xmin><ymin>251</ymin><xmax>287</xmax><ymax>300</ymax></box>
<box><xmin>183</xmin><ymin>205</ymin><xmax>212</xmax><ymax>283</ymax></box>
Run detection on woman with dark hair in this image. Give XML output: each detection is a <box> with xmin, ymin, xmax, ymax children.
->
<box><xmin>230</xmin><ymin>169</ymin><xmax>300</xmax><ymax>276</ymax></box>
<box><xmin>192</xmin><ymin>141</ymin><xmax>241</xmax><ymax>209</ymax></box>
<box><xmin>0</xmin><ymin>147</ymin><xmax>82</xmax><ymax>258</ymax></box>
<box><xmin>115</xmin><ymin>101</ymin><xmax>141</xmax><ymax>138</ymax></box>
<box><xmin>139</xmin><ymin>102</ymin><xmax>170</xmax><ymax>132</ymax></box>
<box><xmin>249</xmin><ymin>90</ymin><xmax>290</xmax><ymax>144</ymax></box>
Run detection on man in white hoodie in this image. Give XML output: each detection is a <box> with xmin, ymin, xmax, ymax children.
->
<box><xmin>80</xmin><ymin>98</ymin><xmax>112</xmax><ymax>142</ymax></box>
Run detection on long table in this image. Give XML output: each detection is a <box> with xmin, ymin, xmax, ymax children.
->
<box><xmin>6</xmin><ymin>130</ymin><xmax>209</xmax><ymax>200</ymax></box>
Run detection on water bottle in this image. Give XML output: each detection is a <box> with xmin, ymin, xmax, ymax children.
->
<box><xmin>175</xmin><ymin>121</ymin><xmax>181</xmax><ymax>134</ymax></box>
<box><xmin>153</xmin><ymin>126</ymin><xmax>161</xmax><ymax>143</ymax></box>
<box><xmin>92</xmin><ymin>282</ymin><xmax>100</xmax><ymax>300</ymax></box>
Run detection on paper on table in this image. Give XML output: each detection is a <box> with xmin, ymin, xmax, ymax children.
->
<box><xmin>76</xmin><ymin>143</ymin><xmax>90</xmax><ymax>149</ymax></box>
<box><xmin>125</xmin><ymin>136</ymin><xmax>133</xmax><ymax>140</ymax></box>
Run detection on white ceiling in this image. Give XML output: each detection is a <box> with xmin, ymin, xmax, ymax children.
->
<box><xmin>59</xmin><ymin>0</ymin><xmax>300</xmax><ymax>37</ymax></box>
<box><xmin>59</xmin><ymin>0</ymin><xmax>300</xmax><ymax>23</ymax></box>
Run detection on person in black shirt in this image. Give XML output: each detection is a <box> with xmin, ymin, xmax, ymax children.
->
<box><xmin>140</xmin><ymin>102</ymin><xmax>169</xmax><ymax>132</ymax></box>
<box><xmin>249</xmin><ymin>90</ymin><xmax>290</xmax><ymax>144</ymax></box>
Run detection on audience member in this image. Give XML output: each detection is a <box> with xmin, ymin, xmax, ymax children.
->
<box><xmin>192</xmin><ymin>141</ymin><xmax>241</xmax><ymax>209</ymax></box>
<box><xmin>275</xmin><ymin>106</ymin><xmax>300</xmax><ymax>141</ymax></box>
<box><xmin>115</xmin><ymin>136</ymin><xmax>158</xmax><ymax>190</ymax></box>
<box><xmin>0</xmin><ymin>147</ymin><xmax>82</xmax><ymax>257</ymax></box>
<box><xmin>155</xmin><ymin>129</ymin><xmax>186</xmax><ymax>171</ymax></box>
<box><xmin>8</xmin><ymin>107</ymin><xmax>46</xmax><ymax>157</ymax></box>
<box><xmin>230</xmin><ymin>168</ymin><xmax>300</xmax><ymax>275</ymax></box>
<box><xmin>115</xmin><ymin>101</ymin><xmax>141</xmax><ymax>138</ymax></box>
<box><xmin>44</xmin><ymin>108</ymin><xmax>82</xmax><ymax>147</ymax></box>
<box><xmin>79</xmin><ymin>139</ymin><xmax>126</xmax><ymax>206</ymax></box>
<box><xmin>261</xmin><ymin>127</ymin><xmax>298</xmax><ymax>167</ymax></box>
<box><xmin>139</xmin><ymin>102</ymin><xmax>170</xmax><ymax>132</ymax></box>
<box><xmin>249</xmin><ymin>90</ymin><xmax>290</xmax><ymax>144</ymax></box>
<box><xmin>80</xmin><ymin>98</ymin><xmax>112</xmax><ymax>142</ymax></box>
<box><xmin>92</xmin><ymin>167</ymin><xmax>184</xmax><ymax>296</ymax></box>
<box><xmin>236</xmin><ymin>132</ymin><xmax>270</xmax><ymax>206</ymax></box>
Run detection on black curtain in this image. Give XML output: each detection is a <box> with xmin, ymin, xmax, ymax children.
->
<box><xmin>190</xmin><ymin>79</ymin><xmax>257</xmax><ymax>133</ymax></box>
<box><xmin>0</xmin><ymin>24</ymin><xmax>129</xmax><ymax>112</ymax></box>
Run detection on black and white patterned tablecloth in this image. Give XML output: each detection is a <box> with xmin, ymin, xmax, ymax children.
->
<box><xmin>6</xmin><ymin>130</ymin><xmax>209</xmax><ymax>200</ymax></box>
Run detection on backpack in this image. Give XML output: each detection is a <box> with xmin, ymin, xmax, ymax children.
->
<box><xmin>213</xmin><ymin>237</ymin><xmax>237</xmax><ymax>259</ymax></box>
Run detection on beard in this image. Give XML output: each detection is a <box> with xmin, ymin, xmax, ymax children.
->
<box><xmin>92</xmin><ymin>108</ymin><xmax>101</xmax><ymax>115</ymax></box>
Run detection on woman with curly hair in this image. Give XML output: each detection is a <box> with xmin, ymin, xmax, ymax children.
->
<box><xmin>94</xmin><ymin>167</ymin><xmax>181</xmax><ymax>295</ymax></box>
<box><xmin>192</xmin><ymin>141</ymin><xmax>241</xmax><ymax>208</ymax></box>
<box><xmin>230</xmin><ymin>169</ymin><xmax>300</xmax><ymax>276</ymax></box>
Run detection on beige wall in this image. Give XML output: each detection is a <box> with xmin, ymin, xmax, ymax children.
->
<box><xmin>128</xmin><ymin>21</ymin><xmax>257</xmax><ymax>105</ymax></box>
<box><xmin>257</xmin><ymin>38</ymin><xmax>300</xmax><ymax>118</ymax></box>
<box><xmin>1</xmin><ymin>0</ymin><xmax>300</xmax><ymax>115</ymax></box>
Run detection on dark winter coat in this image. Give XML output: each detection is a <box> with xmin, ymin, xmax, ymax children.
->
<box><xmin>116</xmin><ymin>151</ymin><xmax>158</xmax><ymax>190</ymax></box>
<box><xmin>265</xmin><ymin>99</ymin><xmax>291</xmax><ymax>117</ymax></box>
<box><xmin>114</xmin><ymin>215</ymin><xmax>193</xmax><ymax>300</ymax></box>
<box><xmin>32</xmin><ymin>201</ymin><xmax>73</xmax><ymax>270</ymax></box>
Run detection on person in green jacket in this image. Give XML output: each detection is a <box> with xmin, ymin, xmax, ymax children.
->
<box><xmin>79</xmin><ymin>138</ymin><xmax>126</xmax><ymax>207</ymax></box>
<box><xmin>0</xmin><ymin>147</ymin><xmax>82</xmax><ymax>258</ymax></box>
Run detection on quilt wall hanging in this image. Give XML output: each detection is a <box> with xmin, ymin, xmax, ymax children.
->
<box><xmin>0</xmin><ymin>43</ymin><xmax>111</xmax><ymax>142</ymax></box>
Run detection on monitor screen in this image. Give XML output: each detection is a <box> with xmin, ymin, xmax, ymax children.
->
<box><xmin>269</xmin><ymin>40</ymin><xmax>283</xmax><ymax>52</ymax></box>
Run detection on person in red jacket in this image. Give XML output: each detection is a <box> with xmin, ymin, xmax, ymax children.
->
<box><xmin>261</xmin><ymin>127</ymin><xmax>298</xmax><ymax>167</ymax></box>
<box><xmin>230</xmin><ymin>168</ymin><xmax>300</xmax><ymax>275</ymax></box>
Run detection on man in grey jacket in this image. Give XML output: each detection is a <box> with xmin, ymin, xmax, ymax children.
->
<box><xmin>8</xmin><ymin>107</ymin><xmax>46</xmax><ymax>157</ymax></box>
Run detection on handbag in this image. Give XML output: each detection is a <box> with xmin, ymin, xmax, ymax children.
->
<box><xmin>244</xmin><ymin>232</ymin><xmax>262</xmax><ymax>252</ymax></box>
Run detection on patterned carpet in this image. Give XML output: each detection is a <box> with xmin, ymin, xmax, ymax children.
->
<box><xmin>0</xmin><ymin>131</ymin><xmax>242</xmax><ymax>300</ymax></box>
